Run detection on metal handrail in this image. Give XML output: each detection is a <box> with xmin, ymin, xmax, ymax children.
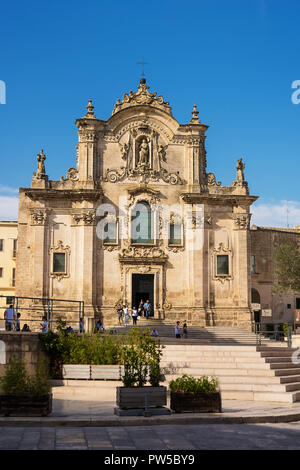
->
<box><xmin>254</xmin><ymin>322</ymin><xmax>293</xmax><ymax>347</ymax></box>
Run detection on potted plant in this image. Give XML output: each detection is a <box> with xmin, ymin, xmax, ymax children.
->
<box><xmin>0</xmin><ymin>355</ymin><xmax>52</xmax><ymax>417</ymax></box>
<box><xmin>115</xmin><ymin>328</ymin><xmax>169</xmax><ymax>415</ymax></box>
<box><xmin>169</xmin><ymin>374</ymin><xmax>222</xmax><ymax>413</ymax></box>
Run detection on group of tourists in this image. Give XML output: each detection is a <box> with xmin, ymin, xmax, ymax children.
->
<box><xmin>117</xmin><ymin>299</ymin><xmax>152</xmax><ymax>326</ymax></box>
<box><xmin>3</xmin><ymin>305</ymin><xmax>31</xmax><ymax>332</ymax></box>
<box><xmin>175</xmin><ymin>320</ymin><xmax>188</xmax><ymax>339</ymax></box>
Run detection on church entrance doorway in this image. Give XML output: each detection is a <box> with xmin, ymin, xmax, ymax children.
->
<box><xmin>132</xmin><ymin>274</ymin><xmax>154</xmax><ymax>317</ymax></box>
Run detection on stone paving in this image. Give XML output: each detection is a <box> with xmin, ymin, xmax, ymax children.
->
<box><xmin>1</xmin><ymin>422</ymin><xmax>300</xmax><ymax>450</ymax></box>
<box><xmin>2</xmin><ymin>385</ymin><xmax>300</xmax><ymax>450</ymax></box>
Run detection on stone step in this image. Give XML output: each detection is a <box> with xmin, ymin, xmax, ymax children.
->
<box><xmin>163</xmin><ymin>345</ymin><xmax>258</xmax><ymax>351</ymax></box>
<box><xmin>220</xmin><ymin>390</ymin><xmax>298</xmax><ymax>403</ymax></box>
<box><xmin>161</xmin><ymin>357</ymin><xmax>266</xmax><ymax>364</ymax></box>
<box><xmin>274</xmin><ymin>368</ymin><xmax>300</xmax><ymax>376</ymax></box>
<box><xmin>279</xmin><ymin>375</ymin><xmax>300</xmax><ymax>384</ymax></box>
<box><xmin>161</xmin><ymin>361</ymin><xmax>269</xmax><ymax>369</ymax></box>
<box><xmin>270</xmin><ymin>362</ymin><xmax>300</xmax><ymax>370</ymax></box>
<box><xmin>261</xmin><ymin>351</ymin><xmax>296</xmax><ymax>358</ymax></box>
<box><xmin>161</xmin><ymin>367</ymin><xmax>276</xmax><ymax>377</ymax></box>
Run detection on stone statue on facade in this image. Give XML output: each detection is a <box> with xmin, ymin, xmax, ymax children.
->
<box><xmin>138</xmin><ymin>138</ymin><xmax>149</xmax><ymax>166</ymax></box>
<box><xmin>119</xmin><ymin>142</ymin><xmax>130</xmax><ymax>161</ymax></box>
<box><xmin>33</xmin><ymin>149</ymin><xmax>47</xmax><ymax>179</ymax></box>
<box><xmin>236</xmin><ymin>158</ymin><xmax>245</xmax><ymax>182</ymax></box>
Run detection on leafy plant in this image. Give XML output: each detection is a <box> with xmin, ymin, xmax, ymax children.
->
<box><xmin>273</xmin><ymin>242</ymin><xmax>300</xmax><ymax>293</ymax></box>
<box><xmin>120</xmin><ymin>328</ymin><xmax>164</xmax><ymax>387</ymax></box>
<box><xmin>0</xmin><ymin>355</ymin><xmax>51</xmax><ymax>396</ymax></box>
<box><xmin>169</xmin><ymin>374</ymin><xmax>219</xmax><ymax>394</ymax></box>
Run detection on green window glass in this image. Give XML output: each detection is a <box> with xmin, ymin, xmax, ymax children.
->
<box><xmin>169</xmin><ymin>223</ymin><xmax>182</xmax><ymax>245</ymax></box>
<box><xmin>217</xmin><ymin>255</ymin><xmax>229</xmax><ymax>275</ymax></box>
<box><xmin>131</xmin><ymin>202</ymin><xmax>153</xmax><ymax>244</ymax></box>
<box><xmin>104</xmin><ymin>222</ymin><xmax>117</xmax><ymax>244</ymax></box>
<box><xmin>53</xmin><ymin>253</ymin><xmax>66</xmax><ymax>273</ymax></box>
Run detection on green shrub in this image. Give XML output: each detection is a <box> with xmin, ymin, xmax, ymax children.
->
<box><xmin>169</xmin><ymin>374</ymin><xmax>219</xmax><ymax>394</ymax></box>
<box><xmin>120</xmin><ymin>328</ymin><xmax>164</xmax><ymax>387</ymax></box>
<box><xmin>0</xmin><ymin>355</ymin><xmax>51</xmax><ymax>396</ymax></box>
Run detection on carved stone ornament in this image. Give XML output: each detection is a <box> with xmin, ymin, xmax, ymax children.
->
<box><xmin>102</xmin><ymin>164</ymin><xmax>185</xmax><ymax>186</ymax></box>
<box><xmin>163</xmin><ymin>300</ymin><xmax>172</xmax><ymax>310</ymax></box>
<box><xmin>233</xmin><ymin>213</ymin><xmax>251</xmax><ymax>230</ymax></box>
<box><xmin>30</xmin><ymin>209</ymin><xmax>49</xmax><ymax>225</ymax></box>
<box><xmin>207</xmin><ymin>172</ymin><xmax>221</xmax><ymax>187</ymax></box>
<box><xmin>119</xmin><ymin>246</ymin><xmax>168</xmax><ymax>264</ymax></box>
<box><xmin>112</xmin><ymin>78</ymin><xmax>172</xmax><ymax>116</ymax></box>
<box><xmin>61</xmin><ymin>167</ymin><xmax>79</xmax><ymax>182</ymax></box>
<box><xmin>72</xmin><ymin>210</ymin><xmax>96</xmax><ymax>225</ymax></box>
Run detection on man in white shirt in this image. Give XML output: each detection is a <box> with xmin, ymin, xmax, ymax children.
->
<box><xmin>4</xmin><ymin>305</ymin><xmax>17</xmax><ymax>331</ymax></box>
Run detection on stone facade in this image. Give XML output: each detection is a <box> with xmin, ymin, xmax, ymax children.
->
<box><xmin>0</xmin><ymin>221</ymin><xmax>18</xmax><ymax>327</ymax></box>
<box><xmin>250</xmin><ymin>225</ymin><xmax>300</xmax><ymax>325</ymax></box>
<box><xmin>0</xmin><ymin>332</ymin><xmax>45</xmax><ymax>378</ymax></box>
<box><xmin>15</xmin><ymin>79</ymin><xmax>257</xmax><ymax>330</ymax></box>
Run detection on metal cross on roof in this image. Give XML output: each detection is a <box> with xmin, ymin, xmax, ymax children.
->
<box><xmin>137</xmin><ymin>57</ymin><xmax>149</xmax><ymax>77</ymax></box>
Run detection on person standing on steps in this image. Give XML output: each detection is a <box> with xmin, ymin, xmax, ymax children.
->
<box><xmin>132</xmin><ymin>307</ymin><xmax>138</xmax><ymax>325</ymax></box>
<box><xmin>175</xmin><ymin>321</ymin><xmax>181</xmax><ymax>339</ymax></box>
<box><xmin>123</xmin><ymin>305</ymin><xmax>130</xmax><ymax>326</ymax></box>
<box><xmin>145</xmin><ymin>300</ymin><xmax>151</xmax><ymax>319</ymax></box>
<box><xmin>138</xmin><ymin>299</ymin><xmax>145</xmax><ymax>317</ymax></box>
<box><xmin>183</xmin><ymin>321</ymin><xmax>188</xmax><ymax>339</ymax></box>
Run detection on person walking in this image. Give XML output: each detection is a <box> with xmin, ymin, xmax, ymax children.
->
<box><xmin>144</xmin><ymin>300</ymin><xmax>151</xmax><ymax>319</ymax></box>
<box><xmin>175</xmin><ymin>321</ymin><xmax>181</xmax><ymax>339</ymax></box>
<box><xmin>117</xmin><ymin>307</ymin><xmax>123</xmax><ymax>325</ymax></box>
<box><xmin>79</xmin><ymin>317</ymin><xmax>84</xmax><ymax>333</ymax></box>
<box><xmin>132</xmin><ymin>307</ymin><xmax>138</xmax><ymax>325</ymax></box>
<box><xmin>183</xmin><ymin>321</ymin><xmax>188</xmax><ymax>339</ymax></box>
<box><xmin>15</xmin><ymin>313</ymin><xmax>21</xmax><ymax>331</ymax></box>
<box><xmin>138</xmin><ymin>299</ymin><xmax>145</xmax><ymax>317</ymax></box>
<box><xmin>4</xmin><ymin>304</ymin><xmax>17</xmax><ymax>331</ymax></box>
<box><xmin>41</xmin><ymin>316</ymin><xmax>48</xmax><ymax>333</ymax></box>
<box><xmin>123</xmin><ymin>305</ymin><xmax>130</xmax><ymax>326</ymax></box>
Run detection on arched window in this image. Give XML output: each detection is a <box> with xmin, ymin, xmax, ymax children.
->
<box><xmin>131</xmin><ymin>201</ymin><xmax>153</xmax><ymax>244</ymax></box>
<box><xmin>251</xmin><ymin>288</ymin><xmax>261</xmax><ymax>304</ymax></box>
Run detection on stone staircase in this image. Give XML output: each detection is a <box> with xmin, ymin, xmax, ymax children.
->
<box><xmin>160</xmin><ymin>345</ymin><xmax>300</xmax><ymax>403</ymax></box>
<box><xmin>117</xmin><ymin>321</ymin><xmax>283</xmax><ymax>346</ymax></box>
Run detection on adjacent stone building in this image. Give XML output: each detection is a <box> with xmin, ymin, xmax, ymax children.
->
<box><xmin>250</xmin><ymin>225</ymin><xmax>300</xmax><ymax>327</ymax></box>
<box><xmin>0</xmin><ymin>221</ymin><xmax>18</xmax><ymax>329</ymax></box>
<box><xmin>15</xmin><ymin>79</ymin><xmax>258</xmax><ymax>330</ymax></box>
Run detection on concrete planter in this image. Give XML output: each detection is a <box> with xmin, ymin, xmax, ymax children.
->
<box><xmin>62</xmin><ymin>364</ymin><xmax>91</xmax><ymax>379</ymax></box>
<box><xmin>91</xmin><ymin>365</ymin><xmax>124</xmax><ymax>380</ymax></box>
<box><xmin>116</xmin><ymin>386</ymin><xmax>167</xmax><ymax>410</ymax></box>
<box><xmin>170</xmin><ymin>391</ymin><xmax>222</xmax><ymax>413</ymax></box>
<box><xmin>0</xmin><ymin>393</ymin><xmax>52</xmax><ymax>417</ymax></box>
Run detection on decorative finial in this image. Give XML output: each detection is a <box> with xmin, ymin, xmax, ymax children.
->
<box><xmin>85</xmin><ymin>99</ymin><xmax>96</xmax><ymax>118</ymax></box>
<box><xmin>189</xmin><ymin>103</ymin><xmax>201</xmax><ymax>124</ymax></box>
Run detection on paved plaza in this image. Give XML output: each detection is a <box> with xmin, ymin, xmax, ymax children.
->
<box><xmin>1</xmin><ymin>422</ymin><xmax>300</xmax><ymax>450</ymax></box>
<box><xmin>1</xmin><ymin>384</ymin><xmax>300</xmax><ymax>450</ymax></box>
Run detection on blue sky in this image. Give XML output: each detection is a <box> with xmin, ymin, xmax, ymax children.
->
<box><xmin>0</xmin><ymin>0</ymin><xmax>300</xmax><ymax>226</ymax></box>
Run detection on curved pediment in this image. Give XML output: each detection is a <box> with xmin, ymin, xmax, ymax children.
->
<box><xmin>112</xmin><ymin>78</ymin><xmax>172</xmax><ymax>116</ymax></box>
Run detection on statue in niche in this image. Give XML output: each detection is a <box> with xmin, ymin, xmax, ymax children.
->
<box><xmin>158</xmin><ymin>144</ymin><xmax>167</xmax><ymax>164</ymax></box>
<box><xmin>119</xmin><ymin>142</ymin><xmax>130</xmax><ymax>161</ymax></box>
<box><xmin>138</xmin><ymin>138</ymin><xmax>149</xmax><ymax>167</ymax></box>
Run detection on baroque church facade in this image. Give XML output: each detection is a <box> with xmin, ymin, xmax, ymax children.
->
<box><xmin>15</xmin><ymin>78</ymin><xmax>258</xmax><ymax>330</ymax></box>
